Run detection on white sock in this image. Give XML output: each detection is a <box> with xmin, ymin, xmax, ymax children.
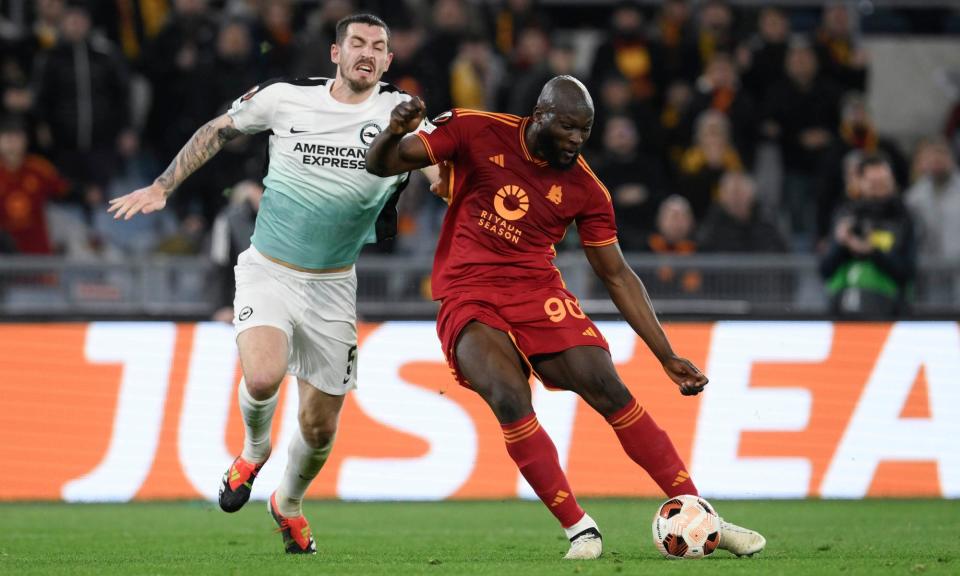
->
<box><xmin>563</xmin><ymin>513</ymin><xmax>598</xmax><ymax>540</ymax></box>
<box><xmin>276</xmin><ymin>430</ymin><xmax>334</xmax><ymax>517</ymax></box>
<box><xmin>238</xmin><ymin>379</ymin><xmax>279</xmax><ymax>464</ymax></box>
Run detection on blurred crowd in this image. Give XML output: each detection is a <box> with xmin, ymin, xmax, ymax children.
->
<box><xmin>2</xmin><ymin>0</ymin><xmax>960</xmax><ymax>315</ymax></box>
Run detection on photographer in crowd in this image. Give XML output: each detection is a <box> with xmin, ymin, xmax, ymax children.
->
<box><xmin>820</xmin><ymin>155</ymin><xmax>917</xmax><ymax>317</ymax></box>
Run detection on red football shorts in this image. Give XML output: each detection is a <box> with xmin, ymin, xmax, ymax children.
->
<box><xmin>436</xmin><ymin>286</ymin><xmax>610</xmax><ymax>389</ymax></box>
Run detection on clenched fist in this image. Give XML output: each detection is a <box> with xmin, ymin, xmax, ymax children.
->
<box><xmin>388</xmin><ymin>96</ymin><xmax>426</xmax><ymax>136</ymax></box>
<box><xmin>661</xmin><ymin>355</ymin><xmax>709</xmax><ymax>396</ymax></box>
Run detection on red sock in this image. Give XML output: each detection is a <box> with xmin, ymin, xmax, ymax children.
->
<box><xmin>502</xmin><ymin>413</ymin><xmax>584</xmax><ymax>528</ymax></box>
<box><xmin>607</xmin><ymin>398</ymin><xmax>698</xmax><ymax>497</ymax></box>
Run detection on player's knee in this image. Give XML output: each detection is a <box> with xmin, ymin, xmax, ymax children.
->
<box><xmin>298</xmin><ymin>410</ymin><xmax>338</xmax><ymax>448</ymax></box>
<box><xmin>487</xmin><ymin>383</ymin><xmax>532</xmax><ymax>423</ymax></box>
<box><xmin>581</xmin><ymin>372</ymin><xmax>632</xmax><ymax>416</ymax></box>
<box><xmin>243</xmin><ymin>370</ymin><xmax>284</xmax><ymax>400</ymax></box>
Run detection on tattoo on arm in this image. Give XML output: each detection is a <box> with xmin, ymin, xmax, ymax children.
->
<box><xmin>155</xmin><ymin>119</ymin><xmax>243</xmax><ymax>195</ymax></box>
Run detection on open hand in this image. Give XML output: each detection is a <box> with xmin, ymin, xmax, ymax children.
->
<box><xmin>662</xmin><ymin>356</ymin><xmax>709</xmax><ymax>396</ymax></box>
<box><xmin>108</xmin><ymin>182</ymin><xmax>168</xmax><ymax>220</ymax></box>
<box><xmin>389</xmin><ymin>96</ymin><xmax>426</xmax><ymax>136</ymax></box>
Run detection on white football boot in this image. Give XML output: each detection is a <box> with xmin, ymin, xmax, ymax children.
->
<box><xmin>718</xmin><ymin>519</ymin><xmax>766</xmax><ymax>557</ymax></box>
<box><xmin>563</xmin><ymin>513</ymin><xmax>603</xmax><ymax>560</ymax></box>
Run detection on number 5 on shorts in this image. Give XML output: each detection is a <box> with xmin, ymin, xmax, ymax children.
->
<box><xmin>543</xmin><ymin>297</ymin><xmax>586</xmax><ymax>323</ymax></box>
<box><xmin>342</xmin><ymin>345</ymin><xmax>358</xmax><ymax>385</ymax></box>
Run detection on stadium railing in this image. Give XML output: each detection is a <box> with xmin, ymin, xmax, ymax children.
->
<box><xmin>0</xmin><ymin>255</ymin><xmax>215</xmax><ymax>318</ymax></box>
<box><xmin>0</xmin><ymin>254</ymin><xmax>956</xmax><ymax>319</ymax></box>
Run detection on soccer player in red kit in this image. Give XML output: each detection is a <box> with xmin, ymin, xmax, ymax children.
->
<box><xmin>366</xmin><ymin>76</ymin><xmax>765</xmax><ymax>559</ymax></box>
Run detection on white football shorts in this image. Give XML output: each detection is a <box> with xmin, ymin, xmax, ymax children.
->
<box><xmin>233</xmin><ymin>246</ymin><xmax>358</xmax><ymax>395</ymax></box>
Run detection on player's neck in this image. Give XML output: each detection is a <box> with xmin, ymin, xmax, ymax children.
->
<box><xmin>524</xmin><ymin>121</ymin><xmax>546</xmax><ymax>162</ymax></box>
<box><xmin>329</xmin><ymin>75</ymin><xmax>376</xmax><ymax>105</ymax></box>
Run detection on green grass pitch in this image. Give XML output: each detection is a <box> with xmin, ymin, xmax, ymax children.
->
<box><xmin>1</xmin><ymin>499</ymin><xmax>957</xmax><ymax>575</ymax></box>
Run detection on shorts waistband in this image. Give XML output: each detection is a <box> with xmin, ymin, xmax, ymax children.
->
<box><xmin>245</xmin><ymin>246</ymin><xmax>355</xmax><ymax>281</ymax></box>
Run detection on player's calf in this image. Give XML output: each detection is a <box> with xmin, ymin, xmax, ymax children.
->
<box><xmin>606</xmin><ymin>399</ymin><xmax>699</xmax><ymax>497</ymax></box>
<box><xmin>502</xmin><ymin>413</ymin><xmax>584</xmax><ymax>524</ymax></box>
<box><xmin>221</xmin><ymin>378</ymin><xmax>279</xmax><ymax>513</ymax></box>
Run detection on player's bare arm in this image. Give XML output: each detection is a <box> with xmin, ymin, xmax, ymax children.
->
<box><xmin>365</xmin><ymin>97</ymin><xmax>433</xmax><ymax>176</ymax></box>
<box><xmin>421</xmin><ymin>164</ymin><xmax>441</xmax><ymax>193</ymax></box>
<box><xmin>108</xmin><ymin>114</ymin><xmax>242</xmax><ymax>220</ymax></box>
<box><xmin>584</xmin><ymin>242</ymin><xmax>708</xmax><ymax>396</ymax></box>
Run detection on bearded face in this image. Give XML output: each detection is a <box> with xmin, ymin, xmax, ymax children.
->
<box><xmin>534</xmin><ymin>110</ymin><xmax>593</xmax><ymax>171</ymax></box>
<box><xmin>332</xmin><ymin>23</ymin><xmax>393</xmax><ymax>93</ymax></box>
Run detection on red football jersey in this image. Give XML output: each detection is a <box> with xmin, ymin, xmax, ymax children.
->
<box><xmin>417</xmin><ymin>109</ymin><xmax>618</xmax><ymax>299</ymax></box>
<box><xmin>0</xmin><ymin>155</ymin><xmax>68</xmax><ymax>254</ymax></box>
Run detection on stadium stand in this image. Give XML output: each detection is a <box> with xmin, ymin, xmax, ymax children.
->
<box><xmin>1</xmin><ymin>0</ymin><xmax>959</xmax><ymax>319</ymax></box>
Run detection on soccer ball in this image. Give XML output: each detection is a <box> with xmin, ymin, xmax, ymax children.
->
<box><xmin>651</xmin><ymin>495</ymin><xmax>721</xmax><ymax>559</ymax></box>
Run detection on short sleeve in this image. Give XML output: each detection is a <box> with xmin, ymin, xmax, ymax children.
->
<box><xmin>227</xmin><ymin>83</ymin><xmax>281</xmax><ymax>134</ymax></box>
<box><xmin>575</xmin><ymin>160</ymin><xmax>619</xmax><ymax>248</ymax></box>
<box><xmin>415</xmin><ymin>110</ymin><xmax>465</xmax><ymax>165</ymax></box>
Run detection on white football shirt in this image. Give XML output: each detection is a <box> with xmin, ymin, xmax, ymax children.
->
<box><xmin>227</xmin><ymin>77</ymin><xmax>413</xmax><ymax>269</ymax></box>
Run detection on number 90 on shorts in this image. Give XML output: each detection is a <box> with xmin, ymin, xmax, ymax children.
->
<box><xmin>543</xmin><ymin>297</ymin><xmax>586</xmax><ymax>323</ymax></box>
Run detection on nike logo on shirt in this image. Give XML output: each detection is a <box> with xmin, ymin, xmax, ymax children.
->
<box><xmin>290</xmin><ymin>127</ymin><xmax>308</xmax><ymax>134</ymax></box>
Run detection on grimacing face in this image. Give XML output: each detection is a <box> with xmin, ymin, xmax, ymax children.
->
<box><xmin>332</xmin><ymin>23</ymin><xmax>393</xmax><ymax>92</ymax></box>
<box><xmin>535</xmin><ymin>108</ymin><xmax>594</xmax><ymax>170</ymax></box>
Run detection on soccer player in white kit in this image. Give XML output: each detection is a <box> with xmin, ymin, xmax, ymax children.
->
<box><xmin>109</xmin><ymin>14</ymin><xmax>435</xmax><ymax>554</ymax></box>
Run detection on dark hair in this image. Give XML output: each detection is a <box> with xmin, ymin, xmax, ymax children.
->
<box><xmin>857</xmin><ymin>153</ymin><xmax>891</xmax><ymax>176</ymax></box>
<box><xmin>335</xmin><ymin>13</ymin><xmax>390</xmax><ymax>46</ymax></box>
